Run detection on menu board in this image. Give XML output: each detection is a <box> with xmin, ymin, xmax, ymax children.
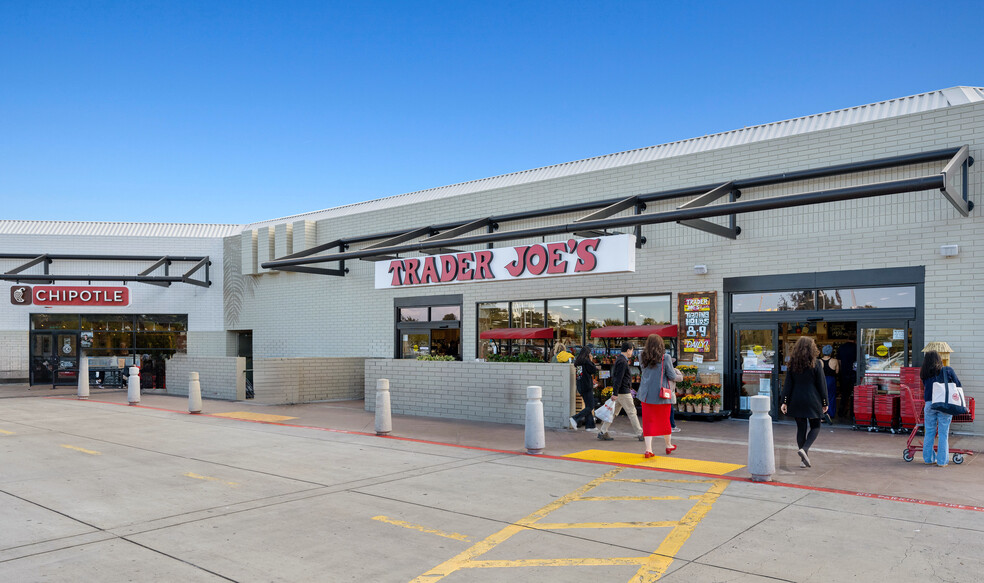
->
<box><xmin>678</xmin><ymin>291</ymin><xmax>717</xmax><ymax>361</ymax></box>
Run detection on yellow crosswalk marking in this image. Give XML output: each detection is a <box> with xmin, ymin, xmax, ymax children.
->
<box><xmin>563</xmin><ymin>449</ymin><xmax>744</xmax><ymax>475</ymax></box>
<box><xmin>0</xmin><ymin>429</ymin><xmax>15</xmax><ymax>435</ymax></box>
<box><xmin>60</xmin><ymin>444</ymin><xmax>101</xmax><ymax>455</ymax></box>
<box><xmin>183</xmin><ymin>472</ymin><xmax>240</xmax><ymax>488</ymax></box>
<box><xmin>372</xmin><ymin>516</ymin><xmax>470</xmax><ymax>542</ymax></box>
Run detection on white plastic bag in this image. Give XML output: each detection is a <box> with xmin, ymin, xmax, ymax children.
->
<box><xmin>594</xmin><ymin>397</ymin><xmax>616</xmax><ymax>424</ymax></box>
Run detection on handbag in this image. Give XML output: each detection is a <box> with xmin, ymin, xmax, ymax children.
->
<box><xmin>594</xmin><ymin>397</ymin><xmax>616</xmax><ymax>424</ymax></box>
<box><xmin>658</xmin><ymin>357</ymin><xmax>672</xmax><ymax>400</ymax></box>
<box><xmin>930</xmin><ymin>368</ymin><xmax>968</xmax><ymax>416</ymax></box>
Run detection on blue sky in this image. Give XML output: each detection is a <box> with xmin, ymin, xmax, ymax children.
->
<box><xmin>2</xmin><ymin>1</ymin><xmax>981</xmax><ymax>225</ymax></box>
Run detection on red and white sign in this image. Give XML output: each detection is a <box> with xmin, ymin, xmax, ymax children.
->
<box><xmin>9</xmin><ymin>285</ymin><xmax>130</xmax><ymax>307</ymax></box>
<box><xmin>374</xmin><ymin>234</ymin><xmax>636</xmax><ymax>289</ymax></box>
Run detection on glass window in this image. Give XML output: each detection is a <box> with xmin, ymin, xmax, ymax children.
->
<box><xmin>511</xmin><ymin>301</ymin><xmax>545</xmax><ymax>328</ymax></box>
<box><xmin>732</xmin><ymin>291</ymin><xmax>815</xmax><ymax>312</ymax></box>
<box><xmin>430</xmin><ymin>306</ymin><xmax>460</xmax><ymax>321</ymax></box>
<box><xmin>626</xmin><ymin>295</ymin><xmax>670</xmax><ymax>326</ymax></box>
<box><xmin>818</xmin><ymin>287</ymin><xmax>916</xmax><ymax>310</ymax></box>
<box><xmin>478</xmin><ymin>302</ymin><xmax>509</xmax><ymax>359</ymax></box>
<box><xmin>30</xmin><ymin>314</ymin><xmax>79</xmax><ymax>330</ymax></box>
<box><xmin>586</xmin><ymin>297</ymin><xmax>624</xmax><ymax>337</ymax></box>
<box><xmin>547</xmin><ymin>299</ymin><xmax>583</xmax><ymax>349</ymax></box>
<box><xmin>399</xmin><ymin>307</ymin><xmax>428</xmax><ymax>322</ymax></box>
<box><xmin>80</xmin><ymin>315</ymin><xmax>131</xmax><ymax>331</ymax></box>
<box><xmin>401</xmin><ymin>332</ymin><xmax>430</xmax><ymax>359</ymax></box>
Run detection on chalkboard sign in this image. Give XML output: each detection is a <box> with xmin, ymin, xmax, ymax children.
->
<box><xmin>678</xmin><ymin>291</ymin><xmax>717</xmax><ymax>362</ymax></box>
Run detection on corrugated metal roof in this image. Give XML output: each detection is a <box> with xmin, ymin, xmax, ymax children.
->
<box><xmin>0</xmin><ymin>220</ymin><xmax>243</xmax><ymax>238</ymax></box>
<box><xmin>245</xmin><ymin>86</ymin><xmax>984</xmax><ymax>230</ymax></box>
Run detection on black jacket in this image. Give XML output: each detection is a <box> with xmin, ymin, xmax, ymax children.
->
<box><xmin>611</xmin><ymin>353</ymin><xmax>632</xmax><ymax>395</ymax></box>
<box><xmin>781</xmin><ymin>361</ymin><xmax>827</xmax><ymax>419</ymax></box>
<box><xmin>575</xmin><ymin>360</ymin><xmax>598</xmax><ymax>395</ymax></box>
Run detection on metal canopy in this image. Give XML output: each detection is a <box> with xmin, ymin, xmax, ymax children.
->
<box><xmin>261</xmin><ymin>146</ymin><xmax>971</xmax><ymax>275</ymax></box>
<box><xmin>0</xmin><ymin>254</ymin><xmax>212</xmax><ymax>287</ymax></box>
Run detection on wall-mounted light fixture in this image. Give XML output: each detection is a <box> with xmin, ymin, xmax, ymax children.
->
<box><xmin>940</xmin><ymin>245</ymin><xmax>959</xmax><ymax>257</ymax></box>
<box><xmin>693</xmin><ymin>264</ymin><xmax>708</xmax><ymax>275</ymax></box>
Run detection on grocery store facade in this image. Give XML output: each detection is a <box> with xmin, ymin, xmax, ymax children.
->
<box><xmin>2</xmin><ymin>86</ymin><xmax>982</xmax><ymax>432</ymax></box>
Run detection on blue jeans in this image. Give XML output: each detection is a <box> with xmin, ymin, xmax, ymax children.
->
<box><xmin>923</xmin><ymin>402</ymin><xmax>952</xmax><ymax>466</ymax></box>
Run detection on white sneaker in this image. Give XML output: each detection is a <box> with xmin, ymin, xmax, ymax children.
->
<box><xmin>671</xmin><ymin>427</ymin><xmax>681</xmax><ymax>433</ymax></box>
<box><xmin>569</xmin><ymin>417</ymin><xmax>578</xmax><ymax>430</ymax></box>
<box><xmin>585</xmin><ymin>427</ymin><xmax>599</xmax><ymax>432</ymax></box>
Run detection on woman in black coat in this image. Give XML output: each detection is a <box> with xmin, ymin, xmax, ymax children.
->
<box><xmin>780</xmin><ymin>336</ymin><xmax>828</xmax><ymax>468</ymax></box>
<box><xmin>570</xmin><ymin>346</ymin><xmax>599</xmax><ymax>431</ymax></box>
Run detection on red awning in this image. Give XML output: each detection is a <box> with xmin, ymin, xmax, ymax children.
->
<box><xmin>480</xmin><ymin>327</ymin><xmax>555</xmax><ymax>340</ymax></box>
<box><xmin>590</xmin><ymin>325</ymin><xmax>678</xmax><ymax>339</ymax></box>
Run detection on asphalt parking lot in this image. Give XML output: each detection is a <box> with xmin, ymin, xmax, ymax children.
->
<box><xmin>1</xmin><ymin>393</ymin><xmax>982</xmax><ymax>582</ymax></box>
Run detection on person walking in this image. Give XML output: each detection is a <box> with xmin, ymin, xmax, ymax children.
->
<box><xmin>550</xmin><ymin>342</ymin><xmax>574</xmax><ymax>363</ymax></box>
<box><xmin>780</xmin><ymin>336</ymin><xmax>828</xmax><ymax>468</ymax></box>
<box><xmin>819</xmin><ymin>345</ymin><xmax>839</xmax><ymax>422</ymax></box>
<box><xmin>920</xmin><ymin>350</ymin><xmax>961</xmax><ymax>467</ymax></box>
<box><xmin>597</xmin><ymin>341</ymin><xmax>643</xmax><ymax>442</ymax></box>
<box><xmin>636</xmin><ymin>334</ymin><xmax>683</xmax><ymax>457</ymax></box>
<box><xmin>570</xmin><ymin>347</ymin><xmax>599</xmax><ymax>431</ymax></box>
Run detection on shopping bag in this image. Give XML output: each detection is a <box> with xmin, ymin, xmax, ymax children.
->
<box><xmin>594</xmin><ymin>397</ymin><xmax>616</xmax><ymax>424</ymax></box>
<box><xmin>931</xmin><ymin>381</ymin><xmax>968</xmax><ymax>415</ymax></box>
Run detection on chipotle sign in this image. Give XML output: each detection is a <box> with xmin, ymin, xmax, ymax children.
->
<box><xmin>374</xmin><ymin>234</ymin><xmax>636</xmax><ymax>289</ymax></box>
<box><xmin>9</xmin><ymin>286</ymin><xmax>130</xmax><ymax>307</ymax></box>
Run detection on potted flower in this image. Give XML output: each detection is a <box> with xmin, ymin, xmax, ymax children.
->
<box><xmin>708</xmin><ymin>393</ymin><xmax>722</xmax><ymax>413</ymax></box>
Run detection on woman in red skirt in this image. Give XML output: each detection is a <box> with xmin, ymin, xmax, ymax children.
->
<box><xmin>636</xmin><ymin>334</ymin><xmax>683</xmax><ymax>457</ymax></box>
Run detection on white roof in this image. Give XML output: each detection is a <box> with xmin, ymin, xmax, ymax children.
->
<box><xmin>0</xmin><ymin>220</ymin><xmax>243</xmax><ymax>238</ymax></box>
<box><xmin>245</xmin><ymin>86</ymin><xmax>984</xmax><ymax>230</ymax></box>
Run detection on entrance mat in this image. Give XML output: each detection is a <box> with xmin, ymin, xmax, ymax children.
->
<box><xmin>211</xmin><ymin>411</ymin><xmax>298</xmax><ymax>423</ymax></box>
<box><xmin>563</xmin><ymin>449</ymin><xmax>745</xmax><ymax>476</ymax></box>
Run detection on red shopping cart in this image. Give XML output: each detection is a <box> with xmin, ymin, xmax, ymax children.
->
<box><xmin>901</xmin><ymin>384</ymin><xmax>976</xmax><ymax>464</ymax></box>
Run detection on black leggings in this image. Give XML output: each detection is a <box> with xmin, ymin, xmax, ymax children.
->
<box><xmin>795</xmin><ymin>417</ymin><xmax>821</xmax><ymax>451</ymax></box>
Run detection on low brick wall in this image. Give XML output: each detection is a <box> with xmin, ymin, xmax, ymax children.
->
<box><xmin>365</xmin><ymin>360</ymin><xmax>575</xmax><ymax>428</ymax></box>
<box><xmin>253</xmin><ymin>357</ymin><xmax>366</xmax><ymax>404</ymax></box>
<box><xmin>166</xmin><ymin>355</ymin><xmax>246</xmax><ymax>400</ymax></box>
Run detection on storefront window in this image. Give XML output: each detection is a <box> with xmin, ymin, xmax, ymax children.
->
<box><xmin>547</xmin><ymin>299</ymin><xmax>583</xmax><ymax>349</ymax></box>
<box><xmin>732</xmin><ymin>291</ymin><xmax>815</xmax><ymax>312</ymax></box>
<box><xmin>818</xmin><ymin>287</ymin><xmax>916</xmax><ymax>310</ymax></box>
<box><xmin>399</xmin><ymin>307</ymin><xmax>428</xmax><ymax>322</ymax></box>
<box><xmin>31</xmin><ymin>314</ymin><xmax>80</xmax><ymax>330</ymax></box>
<box><xmin>586</xmin><ymin>297</ymin><xmax>624</xmax><ymax>337</ymax></box>
<box><xmin>431</xmin><ymin>306</ymin><xmax>460</xmax><ymax>321</ymax></box>
<box><xmin>511</xmin><ymin>301</ymin><xmax>545</xmax><ymax>328</ymax></box>
<box><xmin>478</xmin><ymin>302</ymin><xmax>509</xmax><ymax>359</ymax></box>
<box><xmin>627</xmin><ymin>295</ymin><xmax>670</xmax><ymax>326</ymax></box>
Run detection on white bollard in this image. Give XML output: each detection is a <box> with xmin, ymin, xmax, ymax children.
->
<box><xmin>748</xmin><ymin>395</ymin><xmax>776</xmax><ymax>482</ymax></box>
<box><xmin>375</xmin><ymin>378</ymin><xmax>392</xmax><ymax>435</ymax></box>
<box><xmin>127</xmin><ymin>366</ymin><xmax>141</xmax><ymax>406</ymax></box>
<box><xmin>77</xmin><ymin>352</ymin><xmax>89</xmax><ymax>400</ymax></box>
<box><xmin>525</xmin><ymin>385</ymin><xmax>545</xmax><ymax>455</ymax></box>
<box><xmin>188</xmin><ymin>371</ymin><xmax>202</xmax><ymax>414</ymax></box>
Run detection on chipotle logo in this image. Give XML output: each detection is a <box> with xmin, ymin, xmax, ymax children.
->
<box><xmin>374</xmin><ymin>234</ymin><xmax>637</xmax><ymax>289</ymax></box>
<box><xmin>9</xmin><ymin>286</ymin><xmax>130</xmax><ymax>307</ymax></box>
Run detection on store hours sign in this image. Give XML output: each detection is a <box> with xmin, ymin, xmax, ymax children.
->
<box><xmin>678</xmin><ymin>291</ymin><xmax>717</xmax><ymax>361</ymax></box>
<box><xmin>374</xmin><ymin>234</ymin><xmax>635</xmax><ymax>289</ymax></box>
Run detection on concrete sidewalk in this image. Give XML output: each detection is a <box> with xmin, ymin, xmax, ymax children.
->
<box><xmin>1</xmin><ymin>391</ymin><xmax>982</xmax><ymax>582</ymax></box>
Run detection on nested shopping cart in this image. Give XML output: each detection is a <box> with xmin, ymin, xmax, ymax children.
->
<box><xmin>901</xmin><ymin>384</ymin><xmax>976</xmax><ymax>464</ymax></box>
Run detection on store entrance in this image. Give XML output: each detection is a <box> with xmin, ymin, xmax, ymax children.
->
<box><xmin>775</xmin><ymin>321</ymin><xmax>858</xmax><ymax>423</ymax></box>
<box><xmin>30</xmin><ymin>331</ymin><xmax>79</xmax><ymax>386</ymax></box>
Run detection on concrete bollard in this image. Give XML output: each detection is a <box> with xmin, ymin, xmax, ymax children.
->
<box><xmin>525</xmin><ymin>385</ymin><xmax>545</xmax><ymax>455</ymax></box>
<box><xmin>188</xmin><ymin>372</ymin><xmax>202</xmax><ymax>414</ymax></box>
<box><xmin>375</xmin><ymin>378</ymin><xmax>392</xmax><ymax>435</ymax></box>
<box><xmin>77</xmin><ymin>352</ymin><xmax>89</xmax><ymax>400</ymax></box>
<box><xmin>748</xmin><ymin>395</ymin><xmax>775</xmax><ymax>482</ymax></box>
<box><xmin>127</xmin><ymin>366</ymin><xmax>141</xmax><ymax>406</ymax></box>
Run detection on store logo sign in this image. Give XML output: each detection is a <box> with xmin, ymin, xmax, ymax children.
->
<box><xmin>374</xmin><ymin>234</ymin><xmax>636</xmax><ymax>289</ymax></box>
<box><xmin>11</xmin><ymin>286</ymin><xmax>32</xmax><ymax>305</ymax></box>
<box><xmin>9</xmin><ymin>285</ymin><xmax>130</xmax><ymax>307</ymax></box>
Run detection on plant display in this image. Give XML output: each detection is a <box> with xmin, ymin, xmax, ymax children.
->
<box><xmin>487</xmin><ymin>352</ymin><xmax>543</xmax><ymax>363</ymax></box>
<box><xmin>416</xmin><ymin>355</ymin><xmax>456</xmax><ymax>361</ymax></box>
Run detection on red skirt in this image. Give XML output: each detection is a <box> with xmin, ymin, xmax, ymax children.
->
<box><xmin>641</xmin><ymin>403</ymin><xmax>672</xmax><ymax>437</ymax></box>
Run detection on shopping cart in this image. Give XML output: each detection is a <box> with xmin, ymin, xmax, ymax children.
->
<box><xmin>901</xmin><ymin>384</ymin><xmax>976</xmax><ymax>464</ymax></box>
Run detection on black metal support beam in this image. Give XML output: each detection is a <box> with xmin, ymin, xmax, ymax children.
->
<box><xmin>262</xmin><ymin>174</ymin><xmax>946</xmax><ymax>268</ymax></box>
<box><xmin>138</xmin><ymin>257</ymin><xmax>173</xmax><ymax>287</ymax></box>
<box><xmin>181</xmin><ymin>257</ymin><xmax>211</xmax><ymax>287</ymax></box>
<box><xmin>677</xmin><ymin>182</ymin><xmax>740</xmax><ymax>239</ymax></box>
<box><xmin>940</xmin><ymin>145</ymin><xmax>976</xmax><ymax>216</ymax></box>
<box><xmin>573</xmin><ymin>196</ymin><xmax>637</xmax><ymax>238</ymax></box>
<box><xmin>4</xmin><ymin>254</ymin><xmax>51</xmax><ymax>276</ymax></box>
<box><xmin>0</xmin><ymin>254</ymin><xmax>212</xmax><ymax>286</ymax></box>
<box><xmin>420</xmin><ymin>218</ymin><xmax>492</xmax><ymax>254</ymax></box>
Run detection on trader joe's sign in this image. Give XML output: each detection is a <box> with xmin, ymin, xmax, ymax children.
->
<box><xmin>374</xmin><ymin>234</ymin><xmax>635</xmax><ymax>289</ymax></box>
<box><xmin>677</xmin><ymin>291</ymin><xmax>717</xmax><ymax>361</ymax></box>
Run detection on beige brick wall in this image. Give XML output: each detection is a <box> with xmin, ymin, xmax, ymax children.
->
<box><xmin>253</xmin><ymin>357</ymin><xmax>366</xmax><ymax>404</ymax></box>
<box><xmin>166</xmin><ymin>355</ymin><xmax>245</xmax><ymax>400</ymax></box>
<box><xmin>365</xmin><ymin>360</ymin><xmax>576</xmax><ymax>428</ymax></box>
<box><xmin>0</xmin><ymin>331</ymin><xmax>28</xmax><ymax>381</ymax></box>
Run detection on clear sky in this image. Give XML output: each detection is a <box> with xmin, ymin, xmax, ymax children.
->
<box><xmin>2</xmin><ymin>0</ymin><xmax>981</xmax><ymax>225</ymax></box>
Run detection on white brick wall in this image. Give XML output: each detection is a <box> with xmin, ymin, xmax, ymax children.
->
<box><xmin>365</xmin><ymin>360</ymin><xmax>575</xmax><ymax>428</ymax></box>
<box><xmin>166</xmin><ymin>355</ymin><xmax>245</xmax><ymax>400</ymax></box>
<box><xmin>252</xmin><ymin>357</ymin><xmax>366</xmax><ymax>404</ymax></box>
<box><xmin>0</xmin><ymin>331</ymin><xmax>28</xmax><ymax>381</ymax></box>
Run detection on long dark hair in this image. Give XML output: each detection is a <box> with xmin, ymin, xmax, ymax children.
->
<box><xmin>920</xmin><ymin>350</ymin><xmax>943</xmax><ymax>380</ymax></box>
<box><xmin>788</xmin><ymin>336</ymin><xmax>818</xmax><ymax>374</ymax></box>
<box><xmin>574</xmin><ymin>345</ymin><xmax>592</xmax><ymax>366</ymax></box>
<box><xmin>640</xmin><ymin>334</ymin><xmax>665</xmax><ymax>368</ymax></box>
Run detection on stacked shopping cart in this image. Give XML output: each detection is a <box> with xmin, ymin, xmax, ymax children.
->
<box><xmin>852</xmin><ymin>384</ymin><xmax>877</xmax><ymax>430</ymax></box>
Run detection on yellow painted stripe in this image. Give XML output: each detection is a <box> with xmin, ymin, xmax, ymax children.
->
<box><xmin>183</xmin><ymin>472</ymin><xmax>240</xmax><ymax>488</ymax></box>
<box><xmin>60</xmin><ymin>444</ymin><xmax>101</xmax><ymax>455</ymax></box>
<box><xmin>579</xmin><ymin>495</ymin><xmax>698</xmax><ymax>501</ymax></box>
<box><xmin>372</xmin><ymin>516</ymin><xmax>470</xmax><ymax>542</ymax></box>
<box><xmin>562</xmin><ymin>449</ymin><xmax>745</xmax><ymax>475</ymax></box>
<box><xmin>630</xmin><ymin>479</ymin><xmax>730</xmax><ymax>582</ymax></box>
<box><xmin>0</xmin><ymin>429</ymin><xmax>15</xmax><ymax>435</ymax></box>
<box><xmin>469</xmin><ymin>557</ymin><xmax>648</xmax><ymax>568</ymax></box>
<box><xmin>211</xmin><ymin>411</ymin><xmax>297</xmax><ymax>422</ymax></box>
<box><xmin>536</xmin><ymin>521</ymin><xmax>680</xmax><ymax>529</ymax></box>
